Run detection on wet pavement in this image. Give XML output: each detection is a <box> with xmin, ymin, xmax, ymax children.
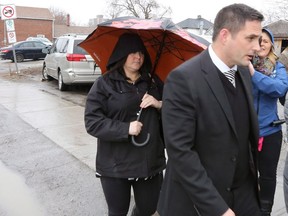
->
<box><xmin>0</xmin><ymin>103</ymin><xmax>107</xmax><ymax>216</ymax></box>
<box><xmin>0</xmin><ymin>71</ymin><xmax>108</xmax><ymax>215</ymax></box>
<box><xmin>271</xmin><ymin>103</ymin><xmax>287</xmax><ymax>215</ymax></box>
<box><xmin>0</xmin><ymin>62</ymin><xmax>287</xmax><ymax>215</ymax></box>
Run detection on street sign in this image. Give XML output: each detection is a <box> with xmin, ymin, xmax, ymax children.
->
<box><xmin>5</xmin><ymin>19</ymin><xmax>15</xmax><ymax>31</ymax></box>
<box><xmin>0</xmin><ymin>4</ymin><xmax>17</xmax><ymax>20</ymax></box>
<box><xmin>7</xmin><ymin>31</ymin><xmax>17</xmax><ymax>43</ymax></box>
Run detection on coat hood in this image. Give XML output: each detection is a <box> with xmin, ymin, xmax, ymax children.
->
<box><xmin>106</xmin><ymin>33</ymin><xmax>151</xmax><ymax>70</ymax></box>
<box><xmin>262</xmin><ymin>28</ymin><xmax>274</xmax><ymax>45</ymax></box>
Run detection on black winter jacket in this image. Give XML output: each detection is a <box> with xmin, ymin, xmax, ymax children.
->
<box><xmin>85</xmin><ymin>70</ymin><xmax>166</xmax><ymax>178</ymax></box>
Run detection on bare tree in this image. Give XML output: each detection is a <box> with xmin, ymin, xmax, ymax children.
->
<box><xmin>106</xmin><ymin>0</ymin><xmax>171</xmax><ymax>19</ymax></box>
<box><xmin>262</xmin><ymin>0</ymin><xmax>288</xmax><ymax>25</ymax></box>
<box><xmin>107</xmin><ymin>0</ymin><xmax>123</xmax><ymax>19</ymax></box>
<box><xmin>49</xmin><ymin>7</ymin><xmax>68</xmax><ymax>25</ymax></box>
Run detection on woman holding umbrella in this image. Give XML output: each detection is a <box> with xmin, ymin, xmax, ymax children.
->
<box><xmin>84</xmin><ymin>33</ymin><xmax>166</xmax><ymax>216</ymax></box>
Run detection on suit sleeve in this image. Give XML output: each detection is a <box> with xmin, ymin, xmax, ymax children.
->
<box><xmin>162</xmin><ymin>69</ymin><xmax>229</xmax><ymax>215</ymax></box>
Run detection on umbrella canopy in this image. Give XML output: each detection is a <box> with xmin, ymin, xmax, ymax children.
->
<box><xmin>79</xmin><ymin>16</ymin><xmax>209</xmax><ymax>82</ymax></box>
<box><xmin>79</xmin><ymin>16</ymin><xmax>209</xmax><ymax>147</ymax></box>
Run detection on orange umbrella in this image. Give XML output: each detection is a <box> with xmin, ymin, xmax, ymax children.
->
<box><xmin>79</xmin><ymin>16</ymin><xmax>209</xmax><ymax>82</ymax></box>
<box><xmin>79</xmin><ymin>16</ymin><xmax>209</xmax><ymax>146</ymax></box>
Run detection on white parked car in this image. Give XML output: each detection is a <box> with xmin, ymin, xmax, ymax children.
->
<box><xmin>26</xmin><ymin>37</ymin><xmax>52</xmax><ymax>46</ymax></box>
<box><xmin>42</xmin><ymin>34</ymin><xmax>101</xmax><ymax>91</ymax></box>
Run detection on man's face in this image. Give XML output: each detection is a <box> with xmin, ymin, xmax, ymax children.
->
<box><xmin>225</xmin><ymin>20</ymin><xmax>262</xmax><ymax>67</ymax></box>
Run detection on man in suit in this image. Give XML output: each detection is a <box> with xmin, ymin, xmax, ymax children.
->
<box><xmin>157</xmin><ymin>4</ymin><xmax>264</xmax><ymax>216</ymax></box>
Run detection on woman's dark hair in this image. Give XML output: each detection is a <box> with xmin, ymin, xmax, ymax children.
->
<box><xmin>107</xmin><ymin>52</ymin><xmax>151</xmax><ymax>79</ymax></box>
<box><xmin>107</xmin><ymin>57</ymin><xmax>126</xmax><ymax>73</ymax></box>
<box><xmin>212</xmin><ymin>3</ymin><xmax>264</xmax><ymax>41</ymax></box>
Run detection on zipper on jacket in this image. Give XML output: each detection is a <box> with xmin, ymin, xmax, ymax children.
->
<box><xmin>193</xmin><ymin>205</ymin><xmax>201</xmax><ymax>216</ymax></box>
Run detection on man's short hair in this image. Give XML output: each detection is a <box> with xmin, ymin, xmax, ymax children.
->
<box><xmin>212</xmin><ymin>4</ymin><xmax>264</xmax><ymax>41</ymax></box>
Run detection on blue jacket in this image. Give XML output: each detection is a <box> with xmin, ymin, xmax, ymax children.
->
<box><xmin>252</xmin><ymin>61</ymin><xmax>288</xmax><ymax>137</ymax></box>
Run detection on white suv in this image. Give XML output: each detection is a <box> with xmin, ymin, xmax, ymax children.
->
<box><xmin>42</xmin><ymin>34</ymin><xmax>101</xmax><ymax>91</ymax></box>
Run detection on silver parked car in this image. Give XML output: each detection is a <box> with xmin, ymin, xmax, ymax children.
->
<box><xmin>42</xmin><ymin>34</ymin><xmax>101</xmax><ymax>91</ymax></box>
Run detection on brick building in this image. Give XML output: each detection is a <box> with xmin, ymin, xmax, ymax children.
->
<box><xmin>0</xmin><ymin>6</ymin><xmax>54</xmax><ymax>47</ymax></box>
<box><xmin>0</xmin><ymin>5</ymin><xmax>103</xmax><ymax>47</ymax></box>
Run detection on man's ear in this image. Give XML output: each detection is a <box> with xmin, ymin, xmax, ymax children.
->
<box><xmin>219</xmin><ymin>28</ymin><xmax>230</xmax><ymax>44</ymax></box>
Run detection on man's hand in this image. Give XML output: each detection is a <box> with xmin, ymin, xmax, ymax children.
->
<box><xmin>222</xmin><ymin>208</ymin><xmax>235</xmax><ymax>216</ymax></box>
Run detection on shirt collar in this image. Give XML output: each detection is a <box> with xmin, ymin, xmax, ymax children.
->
<box><xmin>208</xmin><ymin>45</ymin><xmax>237</xmax><ymax>73</ymax></box>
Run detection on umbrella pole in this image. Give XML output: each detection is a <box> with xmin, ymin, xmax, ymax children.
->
<box><xmin>150</xmin><ymin>32</ymin><xmax>167</xmax><ymax>79</ymax></box>
<box><xmin>132</xmin><ymin>32</ymin><xmax>167</xmax><ymax>147</ymax></box>
<box><xmin>132</xmin><ymin>107</ymin><xmax>151</xmax><ymax>147</ymax></box>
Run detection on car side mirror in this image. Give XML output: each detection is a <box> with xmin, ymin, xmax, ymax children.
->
<box><xmin>42</xmin><ymin>46</ymin><xmax>51</xmax><ymax>54</ymax></box>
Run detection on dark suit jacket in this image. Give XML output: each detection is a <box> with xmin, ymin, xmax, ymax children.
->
<box><xmin>157</xmin><ymin>50</ymin><xmax>259</xmax><ymax>216</ymax></box>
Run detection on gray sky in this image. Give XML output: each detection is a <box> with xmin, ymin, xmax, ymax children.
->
<box><xmin>1</xmin><ymin>0</ymin><xmax>274</xmax><ymax>25</ymax></box>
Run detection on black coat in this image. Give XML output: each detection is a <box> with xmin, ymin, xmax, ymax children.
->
<box><xmin>85</xmin><ymin>70</ymin><xmax>166</xmax><ymax>178</ymax></box>
<box><xmin>157</xmin><ymin>50</ymin><xmax>259</xmax><ymax>216</ymax></box>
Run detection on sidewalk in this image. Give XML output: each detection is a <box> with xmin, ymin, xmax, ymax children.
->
<box><xmin>0</xmin><ymin>103</ymin><xmax>110</xmax><ymax>215</ymax></box>
<box><xmin>271</xmin><ymin>104</ymin><xmax>287</xmax><ymax>215</ymax></box>
<box><xmin>272</xmin><ymin>143</ymin><xmax>287</xmax><ymax>215</ymax></box>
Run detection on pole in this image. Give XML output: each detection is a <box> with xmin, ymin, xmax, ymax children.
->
<box><xmin>11</xmin><ymin>43</ymin><xmax>19</xmax><ymax>74</ymax></box>
<box><xmin>3</xmin><ymin>21</ymin><xmax>7</xmax><ymax>45</ymax></box>
<box><xmin>4</xmin><ymin>20</ymin><xmax>19</xmax><ymax>74</ymax></box>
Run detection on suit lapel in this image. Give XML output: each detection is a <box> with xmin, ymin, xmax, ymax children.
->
<box><xmin>201</xmin><ymin>51</ymin><xmax>238</xmax><ymax>137</ymax></box>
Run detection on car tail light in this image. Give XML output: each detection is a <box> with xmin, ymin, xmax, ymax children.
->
<box><xmin>0</xmin><ymin>49</ymin><xmax>10</xmax><ymax>53</ymax></box>
<box><xmin>66</xmin><ymin>54</ymin><xmax>87</xmax><ymax>61</ymax></box>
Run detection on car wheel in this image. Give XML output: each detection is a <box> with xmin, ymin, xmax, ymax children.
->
<box><xmin>42</xmin><ymin>64</ymin><xmax>52</xmax><ymax>81</ymax></box>
<box><xmin>15</xmin><ymin>53</ymin><xmax>24</xmax><ymax>62</ymax></box>
<box><xmin>58</xmin><ymin>72</ymin><xmax>68</xmax><ymax>91</ymax></box>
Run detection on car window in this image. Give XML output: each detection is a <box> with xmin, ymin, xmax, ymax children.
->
<box><xmin>18</xmin><ymin>42</ymin><xmax>34</xmax><ymax>48</ymax></box>
<box><xmin>55</xmin><ymin>38</ymin><xmax>69</xmax><ymax>53</ymax></box>
<box><xmin>73</xmin><ymin>39</ymin><xmax>88</xmax><ymax>55</ymax></box>
<box><xmin>33</xmin><ymin>41</ymin><xmax>46</xmax><ymax>48</ymax></box>
<box><xmin>62</xmin><ymin>40</ymin><xmax>69</xmax><ymax>53</ymax></box>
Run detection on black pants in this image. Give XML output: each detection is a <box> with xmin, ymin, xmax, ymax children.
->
<box><xmin>258</xmin><ymin>130</ymin><xmax>283</xmax><ymax>205</ymax></box>
<box><xmin>283</xmin><ymin>152</ymin><xmax>288</xmax><ymax>212</ymax></box>
<box><xmin>100</xmin><ymin>173</ymin><xmax>163</xmax><ymax>216</ymax></box>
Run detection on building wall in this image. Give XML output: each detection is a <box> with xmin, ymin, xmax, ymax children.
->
<box><xmin>0</xmin><ymin>18</ymin><xmax>53</xmax><ymax>47</ymax></box>
<box><xmin>274</xmin><ymin>40</ymin><xmax>282</xmax><ymax>55</ymax></box>
<box><xmin>186</xmin><ymin>29</ymin><xmax>212</xmax><ymax>43</ymax></box>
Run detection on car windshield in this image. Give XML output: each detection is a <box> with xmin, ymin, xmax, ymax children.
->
<box><xmin>38</xmin><ymin>38</ymin><xmax>51</xmax><ymax>43</ymax></box>
<box><xmin>10</xmin><ymin>41</ymin><xmax>23</xmax><ymax>47</ymax></box>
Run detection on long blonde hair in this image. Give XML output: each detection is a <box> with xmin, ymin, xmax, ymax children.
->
<box><xmin>267</xmin><ymin>49</ymin><xmax>278</xmax><ymax>66</ymax></box>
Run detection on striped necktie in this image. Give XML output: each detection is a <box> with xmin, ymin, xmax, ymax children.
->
<box><xmin>223</xmin><ymin>69</ymin><xmax>236</xmax><ymax>87</ymax></box>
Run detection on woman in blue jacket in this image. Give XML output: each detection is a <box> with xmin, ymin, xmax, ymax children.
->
<box><xmin>250</xmin><ymin>28</ymin><xmax>288</xmax><ymax>215</ymax></box>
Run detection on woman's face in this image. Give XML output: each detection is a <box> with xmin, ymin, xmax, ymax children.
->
<box><xmin>124</xmin><ymin>51</ymin><xmax>145</xmax><ymax>73</ymax></box>
<box><xmin>257</xmin><ymin>32</ymin><xmax>273</xmax><ymax>58</ymax></box>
